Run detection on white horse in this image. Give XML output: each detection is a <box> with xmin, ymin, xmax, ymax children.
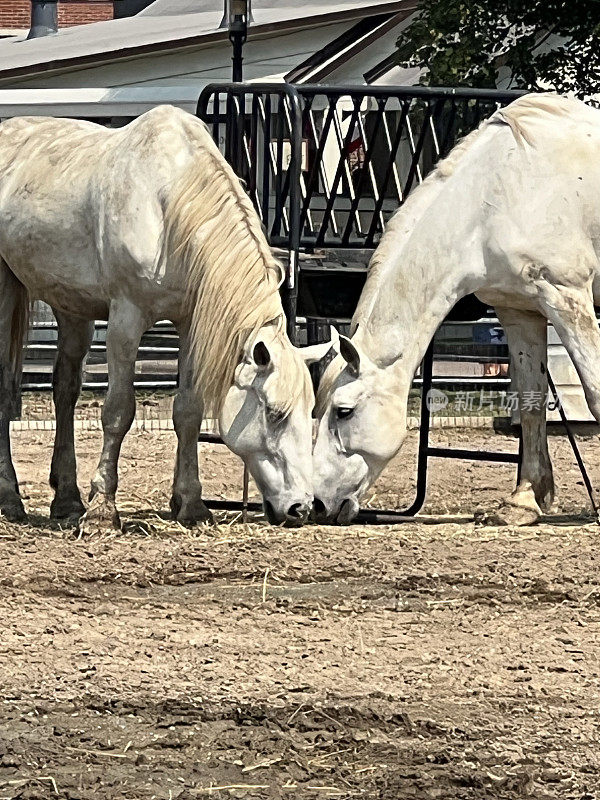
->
<box><xmin>313</xmin><ymin>93</ymin><xmax>600</xmax><ymax>525</ymax></box>
<box><xmin>0</xmin><ymin>106</ymin><xmax>331</xmax><ymax>530</ymax></box>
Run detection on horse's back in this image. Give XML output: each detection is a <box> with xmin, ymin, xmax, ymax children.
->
<box><xmin>0</xmin><ymin>106</ymin><xmax>209</xmax><ymax>319</ymax></box>
<box><xmin>475</xmin><ymin>95</ymin><xmax>600</xmax><ymax>279</ymax></box>
<box><xmin>0</xmin><ymin>105</ymin><xmax>209</xmax><ymax>191</ymax></box>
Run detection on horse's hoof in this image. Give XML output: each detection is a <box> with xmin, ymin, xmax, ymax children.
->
<box><xmin>475</xmin><ymin>502</ymin><xmax>540</xmax><ymax>527</ymax></box>
<box><xmin>476</xmin><ymin>480</ymin><xmax>544</xmax><ymax>527</ymax></box>
<box><xmin>171</xmin><ymin>494</ymin><xmax>214</xmax><ymax>527</ymax></box>
<box><xmin>77</xmin><ymin>494</ymin><xmax>121</xmax><ymax>536</ymax></box>
<box><xmin>0</xmin><ymin>496</ymin><xmax>27</xmax><ymax>524</ymax></box>
<box><xmin>50</xmin><ymin>493</ymin><xmax>86</xmax><ymax>523</ymax></box>
<box><xmin>537</xmin><ymin>488</ymin><xmax>555</xmax><ymax>513</ymax></box>
<box><xmin>177</xmin><ymin>504</ymin><xmax>214</xmax><ymax>527</ymax></box>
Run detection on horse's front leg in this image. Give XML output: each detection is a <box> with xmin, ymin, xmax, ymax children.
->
<box><xmin>50</xmin><ymin>311</ymin><xmax>94</xmax><ymax>522</ymax></box>
<box><xmin>78</xmin><ymin>299</ymin><xmax>148</xmax><ymax>535</ymax></box>
<box><xmin>0</xmin><ymin>262</ymin><xmax>27</xmax><ymax>522</ymax></box>
<box><xmin>170</xmin><ymin>325</ymin><xmax>213</xmax><ymax>526</ymax></box>
<box><xmin>484</xmin><ymin>307</ymin><xmax>553</xmax><ymax>526</ymax></box>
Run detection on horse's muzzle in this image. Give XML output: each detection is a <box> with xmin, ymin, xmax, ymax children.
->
<box><xmin>265</xmin><ymin>500</ymin><xmax>311</xmax><ymax>527</ymax></box>
<box><xmin>312</xmin><ymin>497</ymin><xmax>358</xmax><ymax>525</ymax></box>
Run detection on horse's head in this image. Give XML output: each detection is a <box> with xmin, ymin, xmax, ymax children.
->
<box><xmin>312</xmin><ymin>335</ymin><xmax>408</xmax><ymax>524</ymax></box>
<box><xmin>220</xmin><ymin>324</ymin><xmax>335</xmax><ymax>527</ymax></box>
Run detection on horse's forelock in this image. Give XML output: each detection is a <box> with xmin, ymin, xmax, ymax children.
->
<box><xmin>265</xmin><ymin>333</ymin><xmax>314</xmax><ymax>418</ymax></box>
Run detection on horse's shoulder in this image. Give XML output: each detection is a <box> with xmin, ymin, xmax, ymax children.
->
<box><xmin>129</xmin><ymin>105</ymin><xmax>209</xmax><ymax>140</ymax></box>
<box><xmin>116</xmin><ymin>105</ymin><xmax>211</xmax><ymax>165</ymax></box>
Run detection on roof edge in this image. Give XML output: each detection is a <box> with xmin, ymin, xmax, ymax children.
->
<box><xmin>0</xmin><ymin>2</ymin><xmax>411</xmax><ymax>81</ymax></box>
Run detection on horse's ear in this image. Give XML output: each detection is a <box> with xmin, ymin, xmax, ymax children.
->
<box><xmin>339</xmin><ymin>335</ymin><xmax>361</xmax><ymax>377</ymax></box>
<box><xmin>252</xmin><ymin>340</ymin><xmax>271</xmax><ymax>369</ymax></box>
<box><xmin>298</xmin><ymin>326</ymin><xmax>340</xmax><ymax>365</ymax></box>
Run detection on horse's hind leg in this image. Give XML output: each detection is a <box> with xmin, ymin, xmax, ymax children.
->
<box><xmin>538</xmin><ymin>284</ymin><xmax>600</xmax><ymax>421</ymax></box>
<box><xmin>170</xmin><ymin>325</ymin><xmax>213</xmax><ymax>526</ymax></box>
<box><xmin>78</xmin><ymin>298</ymin><xmax>148</xmax><ymax>534</ymax></box>
<box><xmin>0</xmin><ymin>262</ymin><xmax>27</xmax><ymax>522</ymax></box>
<box><xmin>485</xmin><ymin>308</ymin><xmax>553</xmax><ymax>526</ymax></box>
<box><xmin>49</xmin><ymin>311</ymin><xmax>94</xmax><ymax>521</ymax></box>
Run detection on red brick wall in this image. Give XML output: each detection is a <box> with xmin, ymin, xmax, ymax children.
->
<box><xmin>0</xmin><ymin>1</ymin><xmax>113</xmax><ymax>29</ymax></box>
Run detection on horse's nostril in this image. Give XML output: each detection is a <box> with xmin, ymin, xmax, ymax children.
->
<box><xmin>313</xmin><ymin>498</ymin><xmax>327</xmax><ymax>516</ymax></box>
<box><xmin>284</xmin><ymin>502</ymin><xmax>310</xmax><ymax>528</ymax></box>
<box><xmin>287</xmin><ymin>503</ymin><xmax>304</xmax><ymax>519</ymax></box>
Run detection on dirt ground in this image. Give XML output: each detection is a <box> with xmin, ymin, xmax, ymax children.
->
<box><xmin>1</xmin><ymin>425</ymin><xmax>600</xmax><ymax>799</ymax></box>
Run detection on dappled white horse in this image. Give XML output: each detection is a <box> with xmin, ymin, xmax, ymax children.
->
<box><xmin>0</xmin><ymin>106</ymin><xmax>331</xmax><ymax>530</ymax></box>
<box><xmin>313</xmin><ymin>93</ymin><xmax>600</xmax><ymax>525</ymax></box>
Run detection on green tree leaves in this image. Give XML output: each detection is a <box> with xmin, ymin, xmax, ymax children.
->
<box><xmin>397</xmin><ymin>0</ymin><xmax>600</xmax><ymax>96</ymax></box>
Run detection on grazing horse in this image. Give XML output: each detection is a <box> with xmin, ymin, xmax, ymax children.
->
<box><xmin>0</xmin><ymin>106</ymin><xmax>330</xmax><ymax>530</ymax></box>
<box><xmin>313</xmin><ymin>93</ymin><xmax>600</xmax><ymax>525</ymax></box>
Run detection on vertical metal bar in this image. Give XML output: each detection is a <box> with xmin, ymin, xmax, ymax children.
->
<box><xmin>403</xmin><ymin>101</ymin><xmax>433</xmax><ymax>198</ymax></box>
<box><xmin>282</xmin><ymin>90</ymin><xmax>303</xmax><ymax>344</ymax></box>
<box><xmin>236</xmin><ymin>90</ymin><xmax>247</xmax><ymax>182</ymax></box>
<box><xmin>315</xmin><ymin>96</ymin><xmax>363</xmax><ymax>247</ymax></box>
<box><xmin>395</xmin><ymin>105</ymin><xmax>437</xmax><ymax>516</ymax></box>
<box><xmin>225</xmin><ymin>90</ymin><xmax>234</xmax><ymax>166</ymax></box>
<box><xmin>330</xmin><ymin>105</ymin><xmax>360</xmax><ymax>242</ymax></box>
<box><xmin>300</xmin><ymin>100</ymin><xmax>340</xmax><ymax>241</ymax></box>
<box><xmin>278</xmin><ymin>147</ymin><xmax>293</xmax><ymax>240</ymax></box>
<box><xmin>261</xmin><ymin>94</ymin><xmax>272</xmax><ymax>230</ymax></box>
<box><xmin>272</xmin><ymin>94</ymin><xmax>286</xmax><ymax>240</ymax></box>
<box><xmin>365</xmin><ymin>98</ymin><xmax>411</xmax><ymax>247</ymax></box>
<box><xmin>306</xmin><ymin>318</ymin><xmax>318</xmax><ymax>346</ymax></box>
<box><xmin>401</xmin><ymin>340</ymin><xmax>434</xmax><ymax>516</ymax></box>
<box><xmin>548</xmin><ymin>373</ymin><xmax>598</xmax><ymax>519</ymax></box>
<box><xmin>213</xmin><ymin>92</ymin><xmax>224</xmax><ymax>148</ymax></box>
<box><xmin>341</xmin><ymin>97</ymin><xmax>386</xmax><ymax>245</ymax></box>
<box><xmin>381</xmin><ymin>104</ymin><xmax>404</xmax><ymax>200</ymax></box>
<box><xmin>212</xmin><ymin>91</ymin><xmax>221</xmax><ymax>148</ymax></box>
<box><xmin>242</xmin><ymin>465</ymin><xmax>249</xmax><ymax>523</ymax></box>
<box><xmin>439</xmin><ymin>97</ymin><xmax>458</xmax><ymax>157</ymax></box>
<box><xmin>282</xmin><ymin>98</ymin><xmax>314</xmax><ymax>238</ymax></box>
<box><xmin>428</xmin><ymin>97</ymin><xmax>444</xmax><ymax>163</ymax></box>
<box><xmin>249</xmin><ymin>93</ymin><xmax>260</xmax><ymax>207</ymax></box>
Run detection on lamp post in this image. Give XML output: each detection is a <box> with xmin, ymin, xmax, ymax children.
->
<box><xmin>220</xmin><ymin>0</ymin><xmax>252</xmax><ymax>82</ymax></box>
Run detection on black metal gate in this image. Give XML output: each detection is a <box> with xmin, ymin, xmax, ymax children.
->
<box><xmin>197</xmin><ymin>82</ymin><xmax>594</xmax><ymax>522</ymax></box>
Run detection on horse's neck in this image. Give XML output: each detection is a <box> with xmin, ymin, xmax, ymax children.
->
<box><xmin>353</xmin><ymin>178</ymin><xmax>483</xmax><ymax>374</ymax></box>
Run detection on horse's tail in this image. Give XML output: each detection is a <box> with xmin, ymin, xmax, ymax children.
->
<box><xmin>9</xmin><ymin>277</ymin><xmax>29</xmax><ymax>374</ymax></box>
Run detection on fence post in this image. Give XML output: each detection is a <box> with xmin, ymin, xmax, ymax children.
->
<box><xmin>280</xmin><ymin>87</ymin><xmax>303</xmax><ymax>345</ymax></box>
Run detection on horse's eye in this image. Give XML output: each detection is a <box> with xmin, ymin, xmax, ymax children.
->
<box><xmin>336</xmin><ymin>407</ymin><xmax>354</xmax><ymax>420</ymax></box>
<box><xmin>266</xmin><ymin>406</ymin><xmax>285</xmax><ymax>424</ymax></box>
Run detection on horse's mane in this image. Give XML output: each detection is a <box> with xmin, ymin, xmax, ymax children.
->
<box><xmin>163</xmin><ymin>118</ymin><xmax>308</xmax><ymax>416</ymax></box>
<box><xmin>366</xmin><ymin>111</ymin><xmax>494</xmax><ymax>286</ymax></box>
<box><xmin>367</xmin><ymin>92</ymin><xmax>575</xmax><ymax>284</ymax></box>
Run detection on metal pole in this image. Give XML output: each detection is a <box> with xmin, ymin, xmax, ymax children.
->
<box><xmin>548</xmin><ymin>373</ymin><xmax>599</xmax><ymax>521</ymax></box>
<box><xmin>402</xmin><ymin>340</ymin><xmax>434</xmax><ymax>516</ymax></box>
<box><xmin>281</xmin><ymin>90</ymin><xmax>303</xmax><ymax>344</ymax></box>
<box><xmin>231</xmin><ymin>35</ymin><xmax>244</xmax><ymax>82</ymax></box>
<box><xmin>242</xmin><ymin>466</ymin><xmax>249</xmax><ymax>523</ymax></box>
<box><xmin>224</xmin><ymin>1</ymin><xmax>249</xmax><ymax>83</ymax></box>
